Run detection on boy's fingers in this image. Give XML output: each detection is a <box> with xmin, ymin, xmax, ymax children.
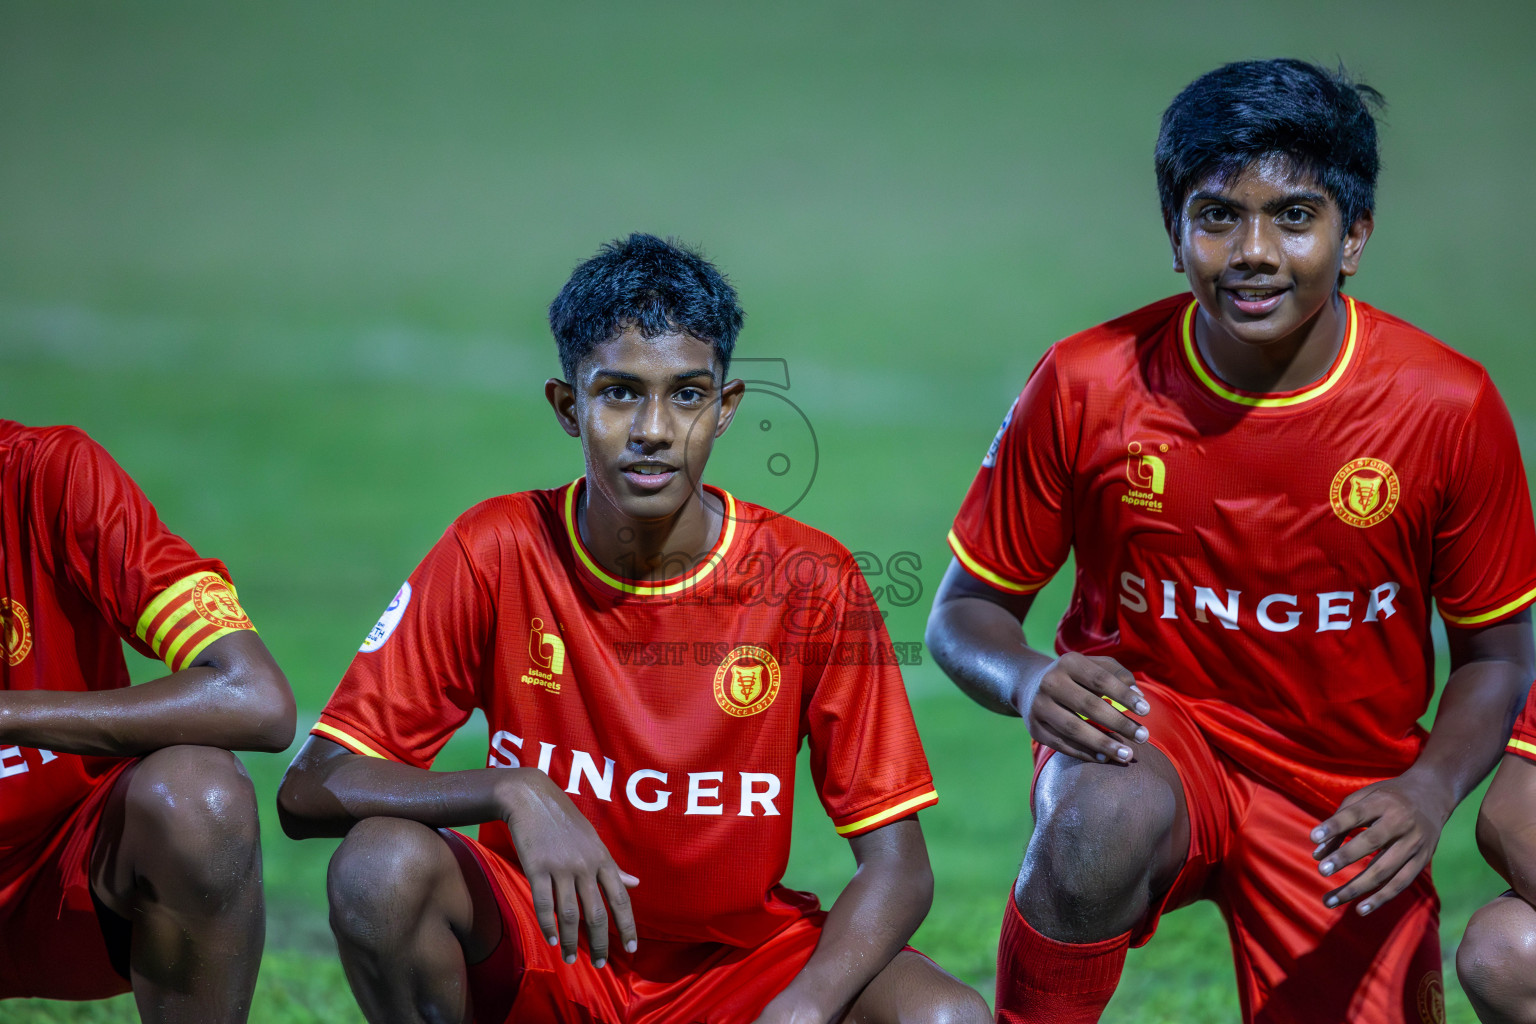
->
<box><xmin>1080</xmin><ymin>665</ymin><xmax>1151</xmax><ymax>718</ymax></box>
<box><xmin>530</xmin><ymin>873</ymin><xmax>559</xmax><ymax>947</ymax></box>
<box><xmin>1311</xmin><ymin>802</ymin><xmax>1369</xmax><ymax>846</ymax></box>
<box><xmin>1318</xmin><ymin>822</ymin><xmax>1390</xmax><ymax>875</ymax></box>
<box><xmin>554</xmin><ymin>875</ymin><xmax>581</xmax><ymax>962</ymax></box>
<box><xmin>1325</xmin><ymin>844</ymin><xmax>1411</xmax><ymax>908</ymax></box>
<box><xmin>1356</xmin><ymin>859</ymin><xmax>1426</xmax><ymax>915</ymax></box>
<box><xmin>1033</xmin><ymin>719</ymin><xmax>1108</xmax><ymax>764</ymax></box>
<box><xmin>1065</xmin><ymin>687</ymin><xmax>1147</xmax><ymax>745</ymax></box>
<box><xmin>1045</xmin><ymin>707</ymin><xmax>1136</xmax><ymax>764</ymax></box>
<box><xmin>599</xmin><ymin>865</ymin><xmax>640</xmax><ymax>954</ymax></box>
<box><xmin>577</xmin><ymin>876</ymin><xmax>610</xmax><ymax>966</ymax></box>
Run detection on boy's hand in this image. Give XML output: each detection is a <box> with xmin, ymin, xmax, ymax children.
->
<box><xmin>496</xmin><ymin>768</ymin><xmax>639</xmax><ymax>967</ymax></box>
<box><xmin>1309</xmin><ymin>769</ymin><xmax>1454</xmax><ymax>915</ymax></box>
<box><xmin>1016</xmin><ymin>653</ymin><xmax>1150</xmax><ymax>765</ymax></box>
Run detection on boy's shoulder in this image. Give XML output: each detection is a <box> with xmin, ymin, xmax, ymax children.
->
<box><xmin>727</xmin><ymin>495</ymin><xmax>863</xmax><ymax>570</ymax></box>
<box><xmin>1042</xmin><ymin>293</ymin><xmax>1190</xmax><ymax>382</ymax></box>
<box><xmin>1352</xmin><ymin>297</ymin><xmax>1494</xmax><ymax>403</ymax></box>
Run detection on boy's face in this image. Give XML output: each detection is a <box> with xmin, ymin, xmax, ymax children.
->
<box><xmin>546</xmin><ymin>327</ymin><xmax>744</xmax><ymax>523</ymax></box>
<box><xmin>1169</xmin><ymin>154</ymin><xmax>1373</xmax><ymax>349</ymax></box>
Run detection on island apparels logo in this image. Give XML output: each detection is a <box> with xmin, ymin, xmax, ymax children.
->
<box><xmin>523</xmin><ymin>616</ymin><xmax>566</xmax><ymax>693</ymax></box>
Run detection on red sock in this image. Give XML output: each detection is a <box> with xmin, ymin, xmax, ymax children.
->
<box><xmin>995</xmin><ymin>893</ymin><xmax>1130</xmax><ymax>1024</ymax></box>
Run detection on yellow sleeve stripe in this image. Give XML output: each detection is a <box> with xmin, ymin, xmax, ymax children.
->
<box><xmin>311</xmin><ymin>721</ymin><xmax>389</xmax><ymax>759</ymax></box>
<box><xmin>834</xmin><ymin>789</ymin><xmax>939</xmax><ymax>836</ymax></box>
<box><xmin>1441</xmin><ymin>585</ymin><xmax>1536</xmax><ymax>627</ymax></box>
<box><xmin>134</xmin><ymin>571</ymin><xmax>256</xmax><ymax>671</ymax></box>
<box><xmin>947</xmin><ymin>530</ymin><xmax>1044</xmax><ymax>595</ymax></box>
<box><xmin>1508</xmin><ymin>737</ymin><xmax>1536</xmax><ymax>759</ymax></box>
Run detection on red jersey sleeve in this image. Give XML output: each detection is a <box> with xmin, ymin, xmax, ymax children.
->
<box><xmin>314</xmin><ymin>522</ymin><xmax>492</xmax><ymax>767</ymax></box>
<box><xmin>1508</xmin><ymin>684</ymin><xmax>1536</xmax><ymax>763</ymax></box>
<box><xmin>803</xmin><ymin>556</ymin><xmax>937</xmax><ymax>838</ymax></box>
<box><xmin>38</xmin><ymin>427</ymin><xmax>251</xmax><ymax>671</ymax></box>
<box><xmin>1432</xmin><ymin>380</ymin><xmax>1536</xmax><ymax>626</ymax></box>
<box><xmin>948</xmin><ymin>346</ymin><xmax>1074</xmax><ymax>594</ymax></box>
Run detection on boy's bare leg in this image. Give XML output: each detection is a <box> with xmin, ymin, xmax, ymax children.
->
<box><xmin>1458</xmin><ymin>893</ymin><xmax>1536</xmax><ymax>1024</ymax></box>
<box><xmin>91</xmin><ymin>745</ymin><xmax>266</xmax><ymax>1024</ymax></box>
<box><xmin>326</xmin><ymin>817</ymin><xmax>501</xmax><ymax>1024</ymax></box>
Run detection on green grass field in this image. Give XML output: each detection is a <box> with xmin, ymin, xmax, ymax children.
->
<box><xmin>2</xmin><ymin>2</ymin><xmax>1533</xmax><ymax>1020</ymax></box>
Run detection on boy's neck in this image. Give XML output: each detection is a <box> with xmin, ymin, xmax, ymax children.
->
<box><xmin>1194</xmin><ymin>291</ymin><xmax>1348</xmax><ymax>395</ymax></box>
<box><xmin>578</xmin><ymin>480</ymin><xmax>724</xmax><ymax>583</ymax></box>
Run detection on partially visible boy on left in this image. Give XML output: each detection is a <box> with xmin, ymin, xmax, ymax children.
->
<box><xmin>0</xmin><ymin>422</ymin><xmax>295</xmax><ymax>1022</ymax></box>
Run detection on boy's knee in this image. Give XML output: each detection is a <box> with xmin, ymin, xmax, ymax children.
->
<box><xmin>923</xmin><ymin>985</ymin><xmax>992</xmax><ymax>1024</ymax></box>
<box><xmin>1030</xmin><ymin>760</ymin><xmax>1179</xmax><ymax>888</ymax></box>
<box><xmin>1458</xmin><ymin>897</ymin><xmax>1536</xmax><ymax>1019</ymax></box>
<box><xmin>328</xmin><ymin>818</ymin><xmax>455</xmax><ymax>941</ymax></box>
<box><xmin>1018</xmin><ymin>758</ymin><xmax>1182</xmax><ymax>940</ymax></box>
<box><xmin>126</xmin><ymin>745</ymin><xmax>261</xmax><ymax>893</ymax></box>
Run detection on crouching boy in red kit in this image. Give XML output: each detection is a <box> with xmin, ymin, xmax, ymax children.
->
<box><xmin>278</xmin><ymin>234</ymin><xmax>991</xmax><ymax>1024</ymax></box>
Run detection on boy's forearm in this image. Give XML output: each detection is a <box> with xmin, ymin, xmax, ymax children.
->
<box><xmin>278</xmin><ymin>740</ymin><xmax>523</xmax><ymax>839</ymax></box>
<box><xmin>0</xmin><ymin>633</ymin><xmax>293</xmax><ymax>755</ymax></box>
<box><xmin>927</xmin><ymin>595</ymin><xmax>1049</xmax><ymax>716</ymax></box>
<box><xmin>1409</xmin><ymin>658</ymin><xmax>1529</xmax><ymax>811</ymax></box>
<box><xmin>770</xmin><ymin>819</ymin><xmax>932</xmax><ymax>1020</ymax></box>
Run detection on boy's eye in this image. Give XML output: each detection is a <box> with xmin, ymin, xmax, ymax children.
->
<box><xmin>675</xmin><ymin>387</ymin><xmax>704</xmax><ymax>402</ymax></box>
<box><xmin>603</xmin><ymin>385</ymin><xmax>637</xmax><ymax>401</ymax></box>
<box><xmin>1199</xmin><ymin>205</ymin><xmax>1236</xmax><ymax>225</ymax></box>
<box><xmin>1278</xmin><ymin>207</ymin><xmax>1312</xmax><ymax>226</ymax></box>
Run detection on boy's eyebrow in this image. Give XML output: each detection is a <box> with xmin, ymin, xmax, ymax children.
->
<box><xmin>586</xmin><ymin>368</ymin><xmax>718</xmax><ymax>385</ymax></box>
<box><xmin>1186</xmin><ymin>189</ymin><xmax>1331</xmax><ymax>212</ymax></box>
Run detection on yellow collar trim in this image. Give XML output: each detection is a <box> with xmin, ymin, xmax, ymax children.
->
<box><xmin>562</xmin><ymin>479</ymin><xmax>737</xmax><ymax>597</ymax></box>
<box><xmin>1181</xmin><ymin>296</ymin><xmax>1358</xmax><ymax>409</ymax></box>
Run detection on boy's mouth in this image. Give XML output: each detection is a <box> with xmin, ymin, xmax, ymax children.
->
<box><xmin>1224</xmin><ymin>285</ymin><xmax>1288</xmax><ymax>316</ymax></box>
<box><xmin>621</xmin><ymin>461</ymin><xmax>678</xmax><ymax>491</ymax></box>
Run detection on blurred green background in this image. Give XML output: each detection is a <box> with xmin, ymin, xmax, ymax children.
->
<box><xmin>2</xmin><ymin>1</ymin><xmax>1532</xmax><ymax>1020</ymax></box>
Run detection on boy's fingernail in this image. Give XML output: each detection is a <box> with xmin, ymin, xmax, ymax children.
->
<box><xmin>1135</xmin><ymin>702</ymin><xmax>1150</xmax><ymax>715</ymax></box>
<box><xmin>1096</xmin><ymin>752</ymin><xmax>1108</xmax><ymax>762</ymax></box>
<box><xmin>1117</xmin><ymin>747</ymin><xmax>1132</xmax><ymax>760</ymax></box>
<box><xmin>1320</xmin><ymin>861</ymin><xmax>1334</xmax><ymax>876</ymax></box>
<box><xmin>1134</xmin><ymin>727</ymin><xmax>1149</xmax><ymax>742</ymax></box>
<box><xmin>1359</xmin><ymin>903</ymin><xmax>1372</xmax><ymax>915</ymax></box>
<box><xmin>593</xmin><ymin>958</ymin><xmax>606</xmax><ymax>969</ymax></box>
<box><xmin>1325</xmin><ymin>896</ymin><xmax>1338</xmax><ymax>908</ymax></box>
<box><xmin>1310</xmin><ymin>828</ymin><xmax>1325</xmax><ymax>842</ymax></box>
<box><xmin>548</xmin><ymin>935</ymin><xmax>559</xmax><ymax>946</ymax></box>
<box><xmin>564</xmin><ymin>954</ymin><xmax>577</xmax><ymax>964</ymax></box>
<box><xmin>626</xmin><ymin>940</ymin><xmax>638</xmax><ymax>953</ymax></box>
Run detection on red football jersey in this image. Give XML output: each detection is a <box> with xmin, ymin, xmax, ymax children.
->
<box><xmin>315</xmin><ymin>480</ymin><xmax>938</xmax><ymax>947</ymax></box>
<box><xmin>0</xmin><ymin>422</ymin><xmax>256</xmax><ymax>899</ymax></box>
<box><xmin>950</xmin><ymin>295</ymin><xmax>1536</xmax><ymax>816</ymax></box>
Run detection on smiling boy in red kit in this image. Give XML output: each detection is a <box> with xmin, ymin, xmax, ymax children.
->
<box><xmin>927</xmin><ymin>60</ymin><xmax>1536</xmax><ymax>1023</ymax></box>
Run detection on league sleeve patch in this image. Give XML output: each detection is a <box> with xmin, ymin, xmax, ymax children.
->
<box><xmin>135</xmin><ymin>571</ymin><xmax>256</xmax><ymax>672</ymax></box>
<box><xmin>981</xmin><ymin>401</ymin><xmax>1015</xmax><ymax>468</ymax></box>
<box><xmin>360</xmin><ymin>582</ymin><xmax>411</xmax><ymax>653</ymax></box>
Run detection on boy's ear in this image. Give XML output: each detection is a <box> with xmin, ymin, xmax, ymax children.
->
<box><xmin>1339</xmin><ymin>209</ymin><xmax>1374</xmax><ymax>279</ymax></box>
<box><xmin>714</xmin><ymin>378</ymin><xmax>746</xmax><ymax>439</ymax></box>
<box><xmin>1166</xmin><ymin>215</ymin><xmax>1185</xmax><ymax>274</ymax></box>
<box><xmin>545</xmin><ymin>378</ymin><xmax>581</xmax><ymax>438</ymax></box>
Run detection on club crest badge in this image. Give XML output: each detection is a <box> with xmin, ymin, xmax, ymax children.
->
<box><xmin>1416</xmin><ymin>971</ymin><xmax>1444</xmax><ymax>1024</ymax></box>
<box><xmin>1330</xmin><ymin>457</ymin><xmax>1400</xmax><ymax>528</ymax></box>
<box><xmin>1</xmin><ymin>597</ymin><xmax>31</xmax><ymax>667</ymax></box>
<box><xmin>192</xmin><ymin>575</ymin><xmax>253</xmax><ymax>631</ymax></box>
<box><xmin>713</xmin><ymin>645</ymin><xmax>781</xmax><ymax>718</ymax></box>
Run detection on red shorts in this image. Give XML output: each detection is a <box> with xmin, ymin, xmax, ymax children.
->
<box><xmin>447</xmin><ymin>831</ymin><xmax>831</xmax><ymax>1024</ymax></box>
<box><xmin>1032</xmin><ymin>679</ymin><xmax>1443</xmax><ymax>1024</ymax></box>
<box><xmin>0</xmin><ymin>758</ymin><xmax>135</xmax><ymax>1001</ymax></box>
